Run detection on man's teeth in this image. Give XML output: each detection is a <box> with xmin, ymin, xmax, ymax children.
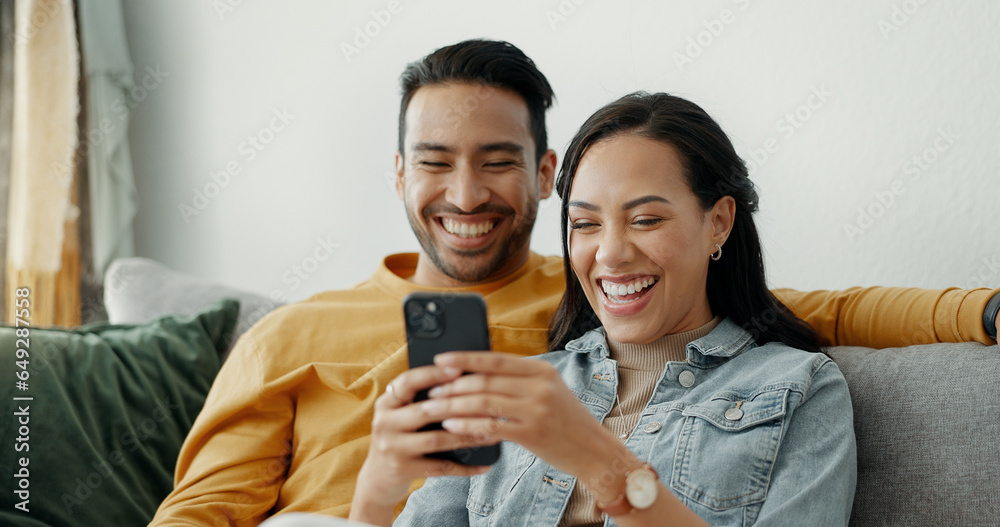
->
<box><xmin>442</xmin><ymin>218</ymin><xmax>496</xmax><ymax>238</ymax></box>
<box><xmin>602</xmin><ymin>277</ymin><xmax>656</xmax><ymax>301</ymax></box>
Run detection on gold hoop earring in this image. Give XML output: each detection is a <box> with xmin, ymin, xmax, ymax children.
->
<box><xmin>710</xmin><ymin>243</ymin><xmax>722</xmax><ymax>261</ymax></box>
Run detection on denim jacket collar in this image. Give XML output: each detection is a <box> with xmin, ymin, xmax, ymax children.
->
<box><xmin>563</xmin><ymin>317</ymin><xmax>756</xmax><ymax>367</ymax></box>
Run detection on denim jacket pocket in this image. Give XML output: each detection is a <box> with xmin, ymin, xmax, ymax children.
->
<box><xmin>467</xmin><ymin>441</ymin><xmax>537</xmax><ymax>517</ymax></box>
<box><xmin>670</xmin><ymin>387</ymin><xmax>790</xmax><ymax>511</ymax></box>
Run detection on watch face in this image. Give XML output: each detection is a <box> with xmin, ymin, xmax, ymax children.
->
<box><xmin>626</xmin><ymin>467</ymin><xmax>659</xmax><ymax>510</ymax></box>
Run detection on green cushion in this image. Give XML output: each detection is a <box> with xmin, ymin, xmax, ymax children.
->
<box><xmin>0</xmin><ymin>299</ymin><xmax>239</xmax><ymax>527</ymax></box>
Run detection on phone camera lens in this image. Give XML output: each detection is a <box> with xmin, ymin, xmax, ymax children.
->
<box><xmin>405</xmin><ymin>297</ymin><xmax>443</xmax><ymax>338</ymax></box>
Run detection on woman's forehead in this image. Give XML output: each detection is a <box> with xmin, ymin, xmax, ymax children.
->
<box><xmin>569</xmin><ymin>136</ymin><xmax>689</xmax><ymax>200</ymax></box>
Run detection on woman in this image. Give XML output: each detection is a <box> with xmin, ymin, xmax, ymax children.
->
<box><xmin>349</xmin><ymin>92</ymin><xmax>857</xmax><ymax>526</ymax></box>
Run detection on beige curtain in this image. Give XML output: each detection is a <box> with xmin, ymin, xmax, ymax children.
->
<box><xmin>4</xmin><ymin>0</ymin><xmax>80</xmax><ymax>326</ymax></box>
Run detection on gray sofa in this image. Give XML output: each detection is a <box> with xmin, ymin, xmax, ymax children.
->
<box><xmin>105</xmin><ymin>257</ymin><xmax>1000</xmax><ymax>526</ymax></box>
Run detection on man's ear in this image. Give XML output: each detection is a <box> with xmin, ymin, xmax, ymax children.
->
<box><xmin>710</xmin><ymin>196</ymin><xmax>736</xmax><ymax>247</ymax></box>
<box><xmin>537</xmin><ymin>149</ymin><xmax>557</xmax><ymax>199</ymax></box>
<box><xmin>394</xmin><ymin>152</ymin><xmax>405</xmax><ymax>200</ymax></box>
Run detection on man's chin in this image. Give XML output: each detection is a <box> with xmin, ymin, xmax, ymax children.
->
<box><xmin>431</xmin><ymin>249</ymin><xmax>511</xmax><ymax>284</ymax></box>
<box><xmin>411</xmin><ymin>213</ymin><xmax>534</xmax><ymax>284</ymax></box>
<box><xmin>438</xmin><ymin>260</ymin><xmax>503</xmax><ymax>284</ymax></box>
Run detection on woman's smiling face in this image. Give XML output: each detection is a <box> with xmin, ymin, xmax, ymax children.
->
<box><xmin>567</xmin><ymin>134</ymin><xmax>734</xmax><ymax>345</ymax></box>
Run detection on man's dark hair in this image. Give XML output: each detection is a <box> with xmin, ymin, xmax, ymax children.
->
<box><xmin>398</xmin><ymin>39</ymin><xmax>555</xmax><ymax>165</ymax></box>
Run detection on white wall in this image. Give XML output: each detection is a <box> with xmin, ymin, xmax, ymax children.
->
<box><xmin>120</xmin><ymin>0</ymin><xmax>1000</xmax><ymax>303</ymax></box>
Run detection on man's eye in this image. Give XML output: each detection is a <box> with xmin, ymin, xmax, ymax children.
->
<box><xmin>484</xmin><ymin>161</ymin><xmax>514</xmax><ymax>168</ymax></box>
<box><xmin>420</xmin><ymin>161</ymin><xmax>448</xmax><ymax>167</ymax></box>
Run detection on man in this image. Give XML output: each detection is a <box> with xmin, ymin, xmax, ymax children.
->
<box><xmin>150</xmin><ymin>39</ymin><xmax>1000</xmax><ymax>526</ymax></box>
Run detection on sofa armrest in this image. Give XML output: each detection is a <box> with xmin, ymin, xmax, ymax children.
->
<box><xmin>828</xmin><ymin>342</ymin><xmax>1000</xmax><ymax>526</ymax></box>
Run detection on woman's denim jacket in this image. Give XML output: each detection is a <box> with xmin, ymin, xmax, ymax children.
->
<box><xmin>395</xmin><ymin>318</ymin><xmax>857</xmax><ymax>526</ymax></box>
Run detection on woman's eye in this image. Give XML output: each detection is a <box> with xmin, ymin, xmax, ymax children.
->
<box><xmin>634</xmin><ymin>218</ymin><xmax>662</xmax><ymax>227</ymax></box>
<box><xmin>570</xmin><ymin>222</ymin><xmax>598</xmax><ymax>230</ymax></box>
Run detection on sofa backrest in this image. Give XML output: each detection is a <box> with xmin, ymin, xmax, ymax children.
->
<box><xmin>102</xmin><ymin>258</ymin><xmax>1000</xmax><ymax>524</ymax></box>
<box><xmin>828</xmin><ymin>343</ymin><xmax>1000</xmax><ymax>526</ymax></box>
<box><xmin>104</xmin><ymin>257</ymin><xmax>284</xmax><ymax>359</ymax></box>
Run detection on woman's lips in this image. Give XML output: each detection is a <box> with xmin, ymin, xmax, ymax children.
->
<box><xmin>597</xmin><ymin>277</ymin><xmax>658</xmax><ymax>316</ymax></box>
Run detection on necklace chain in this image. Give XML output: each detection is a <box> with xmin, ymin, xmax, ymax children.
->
<box><xmin>614</xmin><ymin>392</ymin><xmax>636</xmax><ymax>441</ymax></box>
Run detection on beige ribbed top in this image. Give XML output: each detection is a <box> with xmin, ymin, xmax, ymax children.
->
<box><xmin>560</xmin><ymin>317</ymin><xmax>721</xmax><ymax>527</ymax></box>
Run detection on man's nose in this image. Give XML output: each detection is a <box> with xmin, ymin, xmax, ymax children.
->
<box><xmin>445</xmin><ymin>164</ymin><xmax>491</xmax><ymax>212</ymax></box>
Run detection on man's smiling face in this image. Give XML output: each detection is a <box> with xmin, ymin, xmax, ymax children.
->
<box><xmin>396</xmin><ymin>83</ymin><xmax>554</xmax><ymax>287</ymax></box>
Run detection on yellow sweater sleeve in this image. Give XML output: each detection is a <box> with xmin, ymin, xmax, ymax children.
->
<box><xmin>773</xmin><ymin>286</ymin><xmax>1000</xmax><ymax>348</ymax></box>
<box><xmin>149</xmin><ymin>319</ymin><xmax>294</xmax><ymax>526</ymax></box>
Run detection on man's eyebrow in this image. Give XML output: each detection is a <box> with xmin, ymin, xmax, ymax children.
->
<box><xmin>479</xmin><ymin>142</ymin><xmax>524</xmax><ymax>155</ymax></box>
<box><xmin>411</xmin><ymin>142</ymin><xmax>453</xmax><ymax>153</ymax></box>
<box><xmin>409</xmin><ymin>142</ymin><xmax>524</xmax><ymax>155</ymax></box>
<box><xmin>568</xmin><ymin>195</ymin><xmax>671</xmax><ymax>213</ymax></box>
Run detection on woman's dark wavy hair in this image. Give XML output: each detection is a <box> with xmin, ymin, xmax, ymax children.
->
<box><xmin>548</xmin><ymin>92</ymin><xmax>824</xmax><ymax>354</ymax></box>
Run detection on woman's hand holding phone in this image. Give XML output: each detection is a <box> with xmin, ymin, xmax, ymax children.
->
<box><xmin>349</xmin><ymin>365</ymin><xmax>496</xmax><ymax>526</ymax></box>
<box><xmin>427</xmin><ymin>351</ymin><xmax>632</xmax><ymax>487</ymax></box>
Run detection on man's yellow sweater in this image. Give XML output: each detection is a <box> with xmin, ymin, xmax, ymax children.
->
<box><xmin>149</xmin><ymin>252</ymin><xmax>997</xmax><ymax>526</ymax></box>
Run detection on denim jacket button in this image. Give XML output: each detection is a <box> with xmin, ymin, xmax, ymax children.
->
<box><xmin>643</xmin><ymin>422</ymin><xmax>662</xmax><ymax>434</ymax></box>
<box><xmin>724</xmin><ymin>407</ymin><xmax>744</xmax><ymax>421</ymax></box>
<box><xmin>678</xmin><ymin>370</ymin><xmax>696</xmax><ymax>387</ymax></box>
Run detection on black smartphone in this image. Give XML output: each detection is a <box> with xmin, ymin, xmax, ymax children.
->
<box><xmin>403</xmin><ymin>292</ymin><xmax>500</xmax><ymax>466</ymax></box>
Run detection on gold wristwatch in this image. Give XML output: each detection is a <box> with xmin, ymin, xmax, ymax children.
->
<box><xmin>596</xmin><ymin>463</ymin><xmax>659</xmax><ymax>517</ymax></box>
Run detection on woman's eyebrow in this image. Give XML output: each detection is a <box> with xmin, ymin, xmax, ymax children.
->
<box><xmin>622</xmin><ymin>195</ymin><xmax>670</xmax><ymax>210</ymax></box>
<box><xmin>568</xmin><ymin>195</ymin><xmax>671</xmax><ymax>212</ymax></box>
<box><xmin>568</xmin><ymin>200</ymin><xmax>599</xmax><ymax>211</ymax></box>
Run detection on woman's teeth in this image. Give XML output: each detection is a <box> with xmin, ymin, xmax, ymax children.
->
<box><xmin>442</xmin><ymin>219</ymin><xmax>496</xmax><ymax>238</ymax></box>
<box><xmin>602</xmin><ymin>277</ymin><xmax>656</xmax><ymax>303</ymax></box>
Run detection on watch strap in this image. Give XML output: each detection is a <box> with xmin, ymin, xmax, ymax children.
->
<box><xmin>596</xmin><ymin>464</ymin><xmax>658</xmax><ymax>517</ymax></box>
<box><xmin>984</xmin><ymin>290</ymin><xmax>1000</xmax><ymax>340</ymax></box>
<box><xmin>597</xmin><ymin>488</ymin><xmax>633</xmax><ymax>517</ymax></box>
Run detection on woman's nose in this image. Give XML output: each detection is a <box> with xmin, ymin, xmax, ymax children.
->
<box><xmin>595</xmin><ymin>228</ymin><xmax>636</xmax><ymax>269</ymax></box>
